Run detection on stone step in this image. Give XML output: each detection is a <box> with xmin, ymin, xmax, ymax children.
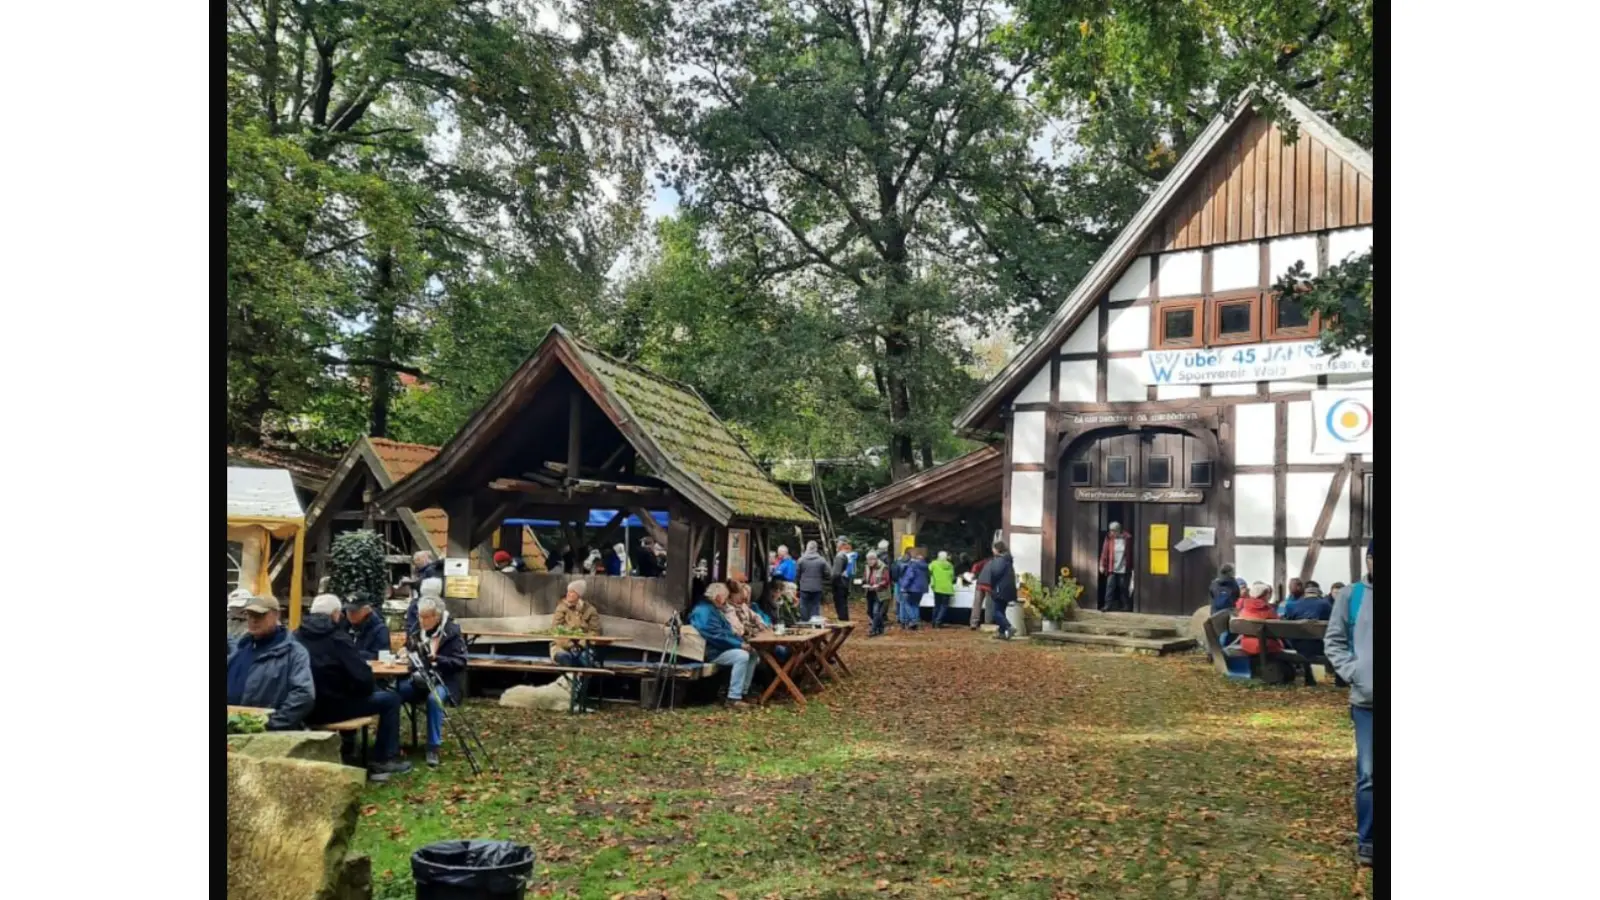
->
<box><xmin>1070</xmin><ymin>609</ymin><xmax>1195</xmax><ymax>633</ymax></box>
<box><xmin>1029</xmin><ymin>630</ymin><xmax>1198</xmax><ymax>656</ymax></box>
<box><xmin>1050</xmin><ymin>620</ymin><xmax>1180</xmax><ymax>639</ymax></box>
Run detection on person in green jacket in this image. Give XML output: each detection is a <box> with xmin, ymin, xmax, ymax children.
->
<box><xmin>929</xmin><ymin>550</ymin><xmax>957</xmax><ymax>628</ymax></box>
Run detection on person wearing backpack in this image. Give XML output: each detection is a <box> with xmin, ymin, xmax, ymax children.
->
<box><xmin>1325</xmin><ymin>539</ymin><xmax>1375</xmax><ymax>870</ymax></box>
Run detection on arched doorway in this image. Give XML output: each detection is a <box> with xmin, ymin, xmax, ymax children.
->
<box><xmin>1056</xmin><ymin>427</ymin><xmax>1221</xmax><ymax>616</ymax></box>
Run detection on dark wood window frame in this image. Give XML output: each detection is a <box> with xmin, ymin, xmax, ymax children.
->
<box><xmin>1265</xmin><ymin>288</ymin><xmax>1322</xmax><ymax>341</ymax></box>
<box><xmin>1105</xmin><ymin>455</ymin><xmax>1131</xmax><ymax>487</ymax></box>
<box><xmin>1208</xmin><ymin>291</ymin><xmax>1262</xmax><ymax>346</ymax></box>
<box><xmin>1146</xmin><ymin>455</ymin><xmax>1173</xmax><ymax>488</ymax></box>
<box><xmin>1153</xmin><ymin>297</ymin><xmax>1205</xmax><ymax>350</ymax></box>
<box><xmin>1363</xmin><ymin>473</ymin><xmax>1373</xmax><ymax>538</ymax></box>
<box><xmin>1190</xmin><ymin>460</ymin><xmax>1214</xmax><ymax>487</ymax></box>
<box><xmin>1068</xmin><ymin>459</ymin><xmax>1093</xmax><ymax>486</ymax></box>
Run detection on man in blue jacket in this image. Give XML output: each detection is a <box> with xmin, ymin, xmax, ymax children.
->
<box><xmin>343</xmin><ymin>601</ymin><xmax>392</xmax><ymax>661</ymax></box>
<box><xmin>896</xmin><ymin>548</ymin><xmax>930</xmax><ymax>631</ymax></box>
<box><xmin>976</xmin><ymin>541</ymin><xmax>1017</xmax><ymax>640</ymax></box>
<box><xmin>769</xmin><ymin>545</ymin><xmax>797</xmax><ymax>585</ymax></box>
<box><xmin>1324</xmin><ymin>540</ymin><xmax>1375</xmax><ymax>869</ymax></box>
<box><xmin>688</xmin><ymin>583</ymin><xmax>756</xmax><ymax>708</ymax></box>
<box><xmin>226</xmin><ymin>594</ymin><xmax>316</xmax><ymax>731</ymax></box>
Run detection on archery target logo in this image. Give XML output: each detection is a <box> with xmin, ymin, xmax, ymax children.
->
<box><xmin>1324</xmin><ymin>397</ymin><xmax>1373</xmax><ymax>443</ymax></box>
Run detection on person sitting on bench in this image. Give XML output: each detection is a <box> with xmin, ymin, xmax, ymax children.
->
<box><xmin>551</xmin><ymin>580</ymin><xmax>602</xmax><ymax>667</ymax></box>
<box><xmin>1235</xmin><ymin>582</ymin><xmax>1285</xmax><ymax>657</ymax></box>
<box><xmin>343</xmin><ymin>599</ymin><xmax>391</xmax><ymax>661</ymax></box>
<box><xmin>689</xmin><ymin>582</ymin><xmax>756</xmax><ymax>709</ymax></box>
<box><xmin>1282</xmin><ymin>581</ymin><xmax>1334</xmax><ymax>662</ymax></box>
<box><xmin>397</xmin><ymin>594</ymin><xmax>468</xmax><ymax>768</ymax></box>
<box><xmin>296</xmin><ymin>595</ymin><xmax>412</xmax><ymax>781</ymax></box>
<box><xmin>226</xmin><ymin>593</ymin><xmax>315</xmax><ymax>731</ymax></box>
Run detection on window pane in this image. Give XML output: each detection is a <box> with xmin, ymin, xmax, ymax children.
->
<box><xmin>1146</xmin><ymin>456</ymin><xmax>1172</xmax><ymax>487</ymax></box>
<box><xmin>1069</xmin><ymin>460</ymin><xmax>1092</xmax><ymax>486</ymax></box>
<box><xmin>1163</xmin><ymin>307</ymin><xmax>1195</xmax><ymax>341</ymax></box>
<box><xmin>1218</xmin><ymin>301</ymin><xmax>1253</xmax><ymax>335</ymax></box>
<box><xmin>1277</xmin><ymin>296</ymin><xmax>1311</xmax><ymax>330</ymax></box>
<box><xmin>1190</xmin><ymin>461</ymin><xmax>1214</xmax><ymax>487</ymax></box>
<box><xmin>1106</xmin><ymin>456</ymin><xmax>1130</xmax><ymax>486</ymax></box>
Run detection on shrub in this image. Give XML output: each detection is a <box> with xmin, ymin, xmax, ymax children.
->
<box><xmin>329</xmin><ymin>530</ymin><xmax>389</xmax><ymax>606</ymax></box>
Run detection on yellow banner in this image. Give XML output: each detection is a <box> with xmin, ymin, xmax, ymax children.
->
<box><xmin>1148</xmin><ymin>524</ymin><xmax>1170</xmax><ymax>575</ymax></box>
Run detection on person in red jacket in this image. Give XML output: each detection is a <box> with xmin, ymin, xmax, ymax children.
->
<box><xmin>1098</xmin><ymin>522</ymin><xmax>1133</xmax><ymax>612</ymax></box>
<box><xmin>1234</xmin><ymin>582</ymin><xmax>1284</xmax><ymax>656</ymax></box>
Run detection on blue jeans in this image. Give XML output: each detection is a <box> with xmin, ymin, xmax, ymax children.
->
<box><xmin>396</xmin><ymin>678</ymin><xmax>446</xmax><ymax>750</ymax></box>
<box><xmin>866</xmin><ymin>590</ymin><xmax>885</xmax><ymax>634</ymax></box>
<box><xmin>1352</xmin><ymin>705</ymin><xmax>1374</xmax><ymax>859</ymax></box>
<box><xmin>932</xmin><ymin>592</ymin><xmax>951</xmax><ymax>625</ymax></box>
<box><xmin>357</xmin><ymin>690</ymin><xmax>403</xmax><ymax>763</ymax></box>
<box><xmin>898</xmin><ymin>591</ymin><xmax>920</xmax><ymax>628</ymax></box>
<box><xmin>798</xmin><ymin>590</ymin><xmax>823</xmax><ymax>621</ymax></box>
<box><xmin>991</xmin><ymin>596</ymin><xmax>1013</xmax><ymax>636</ymax></box>
<box><xmin>712</xmin><ymin>647</ymin><xmax>756</xmax><ymax>701</ymax></box>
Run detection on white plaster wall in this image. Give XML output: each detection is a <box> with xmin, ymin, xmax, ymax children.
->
<box><xmin>1286</xmin><ymin>547</ymin><xmax>1356</xmax><ymax>593</ymax></box>
<box><xmin>1328</xmin><ymin>226</ymin><xmax>1373</xmax><ymax>265</ymax></box>
<box><xmin>1105</xmin><ymin>305</ymin><xmax>1151</xmax><ymax>352</ymax></box>
<box><xmin>1234</xmin><ymin>403</ymin><xmax>1276</xmax><ymax>466</ymax></box>
<box><xmin>1211</xmin><ymin>242</ymin><xmax>1261</xmax><ymax>291</ymax></box>
<box><xmin>1058</xmin><ymin>360</ymin><xmax>1097</xmax><ymax>403</ymax></box>
<box><xmin>1009</xmin><ymin>533</ymin><xmax>1043</xmax><ymax>580</ymax></box>
<box><xmin>1235</xmin><ymin>473</ymin><xmax>1275</xmax><ymax>537</ymax></box>
<box><xmin>1010</xmin><ymin>471</ymin><xmax>1044</xmax><ymax>528</ymax></box>
<box><xmin>1106</xmin><ymin>357</ymin><xmax>1147</xmax><ymax>401</ymax></box>
<box><xmin>1327</xmin><ymin>482</ymin><xmax>1351</xmax><ymax>540</ymax></box>
<box><xmin>1109</xmin><ymin>257</ymin><xmax>1152</xmax><ymax>301</ymax></box>
<box><xmin>1269</xmin><ymin>235</ymin><xmax>1319</xmax><ymax>280</ymax></box>
<box><xmin>1061</xmin><ymin>317</ymin><xmax>1098</xmax><ymax>355</ymax></box>
<box><xmin>1015</xmin><ymin>364</ymin><xmax>1051</xmax><ymax>405</ymax></box>
<box><xmin>1212</xmin><ymin>382</ymin><xmax>1259</xmax><ymax>397</ymax></box>
<box><xmin>1234</xmin><ymin>545</ymin><xmax>1276</xmax><ymax>586</ymax></box>
<box><xmin>1285</xmin><ymin>472</ymin><xmax>1335</xmax><ymax>538</ymax></box>
<box><xmin>1158</xmin><ymin>249</ymin><xmax>1203</xmax><ymax>296</ymax></box>
<box><xmin>1012</xmin><ymin>411</ymin><xmax>1047</xmax><ymax>464</ymax></box>
<box><xmin>1287</xmin><ymin>400</ymin><xmax>1321</xmax><ymax>464</ymax></box>
<box><xmin>1326</xmin><ymin>373</ymin><xmax>1374</xmax><ymax>388</ymax></box>
<box><xmin>1156</xmin><ymin>385</ymin><xmax>1202</xmax><ymax>400</ymax></box>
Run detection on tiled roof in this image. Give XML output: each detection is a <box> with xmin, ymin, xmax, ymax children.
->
<box><xmin>366</xmin><ymin>438</ymin><xmax>447</xmax><ymax>554</ymax></box>
<box><xmin>576</xmin><ymin>343</ymin><xmax>814</xmax><ymax>524</ymax></box>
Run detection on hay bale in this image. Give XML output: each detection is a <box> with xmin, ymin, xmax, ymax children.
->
<box><xmin>226</xmin><ymin>754</ymin><xmax>366</xmax><ymax>900</ymax></box>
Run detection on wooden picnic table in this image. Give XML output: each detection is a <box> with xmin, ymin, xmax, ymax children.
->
<box><xmin>369</xmin><ymin>659</ymin><xmax>410</xmax><ymax>678</ymax></box>
<box><xmin>747</xmin><ymin>630</ymin><xmax>830</xmax><ymax>709</ymax></box>
<box><xmin>793</xmin><ymin>622</ymin><xmax>854</xmax><ymax>679</ymax></box>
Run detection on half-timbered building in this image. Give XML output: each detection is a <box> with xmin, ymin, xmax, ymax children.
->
<box><xmin>953</xmin><ymin>89</ymin><xmax>1375</xmax><ymax>615</ymax></box>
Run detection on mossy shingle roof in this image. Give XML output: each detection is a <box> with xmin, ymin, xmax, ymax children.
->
<box><xmin>575</xmin><ymin>344</ymin><xmax>814</xmax><ymax>524</ymax></box>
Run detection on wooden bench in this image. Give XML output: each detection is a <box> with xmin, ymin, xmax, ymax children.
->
<box><xmin>1227</xmin><ymin>618</ymin><xmax>1328</xmax><ymax>684</ymax></box>
<box><xmin>309</xmin><ymin>714</ymin><xmax>380</xmax><ymax>766</ymax></box>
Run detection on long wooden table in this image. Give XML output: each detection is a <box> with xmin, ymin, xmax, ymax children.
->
<box><xmin>793</xmin><ymin>622</ymin><xmax>854</xmax><ymax>679</ymax></box>
<box><xmin>747</xmin><ymin>630</ymin><xmax>830</xmax><ymax>709</ymax></box>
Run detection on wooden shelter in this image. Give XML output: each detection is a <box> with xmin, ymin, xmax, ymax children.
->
<box><xmin>227</xmin><ymin>467</ymin><xmax>307</xmax><ymax>628</ymax></box>
<box><xmin>845</xmin><ymin>446</ymin><xmax>1004</xmax><ymax>551</ymax></box>
<box><xmin>373</xmin><ymin>326</ymin><xmax>815</xmax><ymax>656</ymax></box>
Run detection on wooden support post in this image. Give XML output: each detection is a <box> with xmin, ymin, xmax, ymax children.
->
<box><xmin>446</xmin><ymin>495</ymin><xmax>475</xmax><ymax>560</ymax></box>
<box><xmin>589</xmin><ymin>509</ymin><xmax>630</xmax><ymax>552</ymax></box>
<box><xmin>502</xmin><ymin>522</ymin><xmax>524</xmax><ymax>559</ymax></box>
<box><xmin>567</xmin><ymin>390</ymin><xmax>583</xmax><ymax>482</ymax></box>
<box><xmin>665</xmin><ymin>513</ymin><xmax>694</xmax><ymax>610</ymax></box>
<box><xmin>288</xmin><ymin>527</ymin><xmax>306</xmax><ymax>629</ymax></box>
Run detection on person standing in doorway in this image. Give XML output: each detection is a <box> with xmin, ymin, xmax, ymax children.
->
<box><xmin>928</xmin><ymin>551</ymin><xmax>956</xmax><ymax>628</ymax></box>
<box><xmin>1324</xmin><ymin>539</ymin><xmax>1375</xmax><ymax>870</ymax></box>
<box><xmin>1099</xmin><ymin>522</ymin><xmax>1133</xmax><ymax>612</ymax></box>
<box><xmin>976</xmin><ymin>541</ymin><xmax>1017</xmax><ymax>640</ymax></box>
<box><xmin>831</xmin><ymin>538</ymin><xmax>853</xmax><ymax>622</ymax></box>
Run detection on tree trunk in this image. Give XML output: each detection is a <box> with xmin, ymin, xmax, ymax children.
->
<box><xmin>920</xmin><ymin>440</ymin><xmax>934</xmax><ymax>471</ymax></box>
<box><xmin>367</xmin><ymin>251</ymin><xmax>397</xmax><ymax>438</ymax></box>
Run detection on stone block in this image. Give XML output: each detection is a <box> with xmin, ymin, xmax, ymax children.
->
<box><xmin>226</xmin><ymin>754</ymin><xmax>366</xmax><ymax>900</ymax></box>
<box><xmin>227</xmin><ymin>730</ymin><xmax>344</xmax><ymax>764</ymax></box>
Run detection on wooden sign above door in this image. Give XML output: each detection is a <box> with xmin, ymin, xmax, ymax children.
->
<box><xmin>1074</xmin><ymin>488</ymin><xmax>1204</xmax><ymax>504</ymax></box>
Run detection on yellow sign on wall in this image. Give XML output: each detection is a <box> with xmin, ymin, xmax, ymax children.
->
<box><xmin>1148</xmin><ymin>524</ymin><xmax>1170</xmax><ymax>576</ymax></box>
<box><xmin>901</xmin><ymin>533</ymin><xmax>916</xmax><ymax>551</ymax></box>
<box><xmin>444</xmin><ymin>575</ymin><xmax>479</xmax><ymax>599</ymax></box>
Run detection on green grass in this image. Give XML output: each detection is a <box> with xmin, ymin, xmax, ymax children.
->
<box><xmin>351</xmin><ymin>632</ymin><xmax>1371</xmax><ymax>899</ymax></box>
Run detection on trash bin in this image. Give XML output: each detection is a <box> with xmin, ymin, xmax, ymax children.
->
<box><xmin>412</xmin><ymin>840</ymin><xmax>535</xmax><ymax>899</ymax></box>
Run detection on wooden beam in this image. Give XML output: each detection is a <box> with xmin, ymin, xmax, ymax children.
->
<box><xmin>470</xmin><ymin>497</ymin><xmax>524</xmax><ymax>548</ymax></box>
<box><xmin>588</xmin><ymin>509</ymin><xmax>630</xmax><ymax>552</ymax></box>
<box><xmin>1300</xmin><ymin>460</ymin><xmax>1353</xmax><ymax>581</ymax></box>
<box><xmin>445</xmin><ymin>495</ymin><xmax>474</xmax><ymax>559</ymax></box>
<box><xmin>629</xmin><ymin>506</ymin><xmax>668</xmax><ymax>546</ymax></box>
<box><xmin>664</xmin><ymin>514</ymin><xmax>694</xmax><ymax>610</ymax></box>
<box><xmin>567</xmin><ymin>390</ymin><xmax>583</xmax><ymax>481</ymax></box>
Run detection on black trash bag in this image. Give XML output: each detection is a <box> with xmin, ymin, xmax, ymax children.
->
<box><xmin>411</xmin><ymin>840</ymin><xmax>535</xmax><ymax>899</ymax></box>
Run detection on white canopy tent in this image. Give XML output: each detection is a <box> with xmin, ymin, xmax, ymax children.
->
<box><xmin>227</xmin><ymin>467</ymin><xmax>308</xmax><ymax>627</ymax></box>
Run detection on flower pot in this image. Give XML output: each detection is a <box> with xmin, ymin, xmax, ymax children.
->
<box><xmin>1040</xmin><ymin>619</ymin><xmax>1059</xmax><ymax>633</ymax></box>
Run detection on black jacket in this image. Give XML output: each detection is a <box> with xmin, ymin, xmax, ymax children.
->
<box><xmin>632</xmin><ymin>545</ymin><xmax>661</xmax><ymax>577</ymax></box>
<box><xmin>347</xmin><ymin>613</ymin><xmax>391</xmax><ymax>661</ymax></box>
<box><xmin>978</xmin><ymin>553</ymin><xmax>1017</xmax><ymax>603</ymax></box>
<box><xmin>1209</xmin><ymin>576</ymin><xmax>1242</xmax><ymax>612</ymax></box>
<box><xmin>295</xmin><ymin>614</ymin><xmax>376</xmax><ymax>724</ymax></box>
<box><xmin>414</xmin><ymin>617</ymin><xmax>469</xmax><ymax>703</ymax></box>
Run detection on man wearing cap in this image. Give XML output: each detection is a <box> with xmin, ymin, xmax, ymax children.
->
<box><xmin>226</xmin><ymin>587</ymin><xmax>253</xmax><ymax>644</ymax></box>
<box><xmin>296</xmin><ymin>595</ymin><xmax>413</xmax><ymax>780</ymax></box>
<box><xmin>1098</xmin><ymin>522</ymin><xmax>1133</xmax><ymax>612</ymax></box>
<box><xmin>344</xmin><ymin>600</ymin><xmax>392</xmax><ymax>661</ymax></box>
<box><xmin>226</xmin><ymin>593</ymin><xmax>316</xmax><ymax>731</ymax></box>
<box><xmin>1325</xmin><ymin>539</ymin><xmax>1375</xmax><ymax>869</ymax></box>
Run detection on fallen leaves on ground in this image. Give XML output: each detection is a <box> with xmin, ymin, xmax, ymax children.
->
<box><xmin>351</xmin><ymin>626</ymin><xmax>1365</xmax><ymax>899</ymax></box>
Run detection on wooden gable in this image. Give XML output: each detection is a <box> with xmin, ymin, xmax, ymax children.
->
<box><xmin>1144</xmin><ymin>110</ymin><xmax>1373</xmax><ymax>254</ymax></box>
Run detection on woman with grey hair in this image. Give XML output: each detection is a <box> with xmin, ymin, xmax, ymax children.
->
<box><xmin>688</xmin><ymin>582</ymin><xmax>757</xmax><ymax>708</ymax></box>
<box><xmin>396</xmin><ymin>592</ymin><xmax>468</xmax><ymax>767</ymax></box>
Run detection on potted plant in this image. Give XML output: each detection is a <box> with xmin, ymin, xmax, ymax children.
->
<box><xmin>1035</xmin><ymin>567</ymin><xmax>1085</xmax><ymax>631</ymax></box>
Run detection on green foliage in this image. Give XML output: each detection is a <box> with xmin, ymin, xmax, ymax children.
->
<box><xmin>226</xmin><ymin>713</ymin><xmax>267</xmax><ymax>735</ymax></box>
<box><xmin>1273</xmin><ymin>250</ymin><xmax>1375</xmax><ymax>356</ymax></box>
<box><xmin>328</xmin><ymin>530</ymin><xmax>390</xmax><ymax>606</ymax></box>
